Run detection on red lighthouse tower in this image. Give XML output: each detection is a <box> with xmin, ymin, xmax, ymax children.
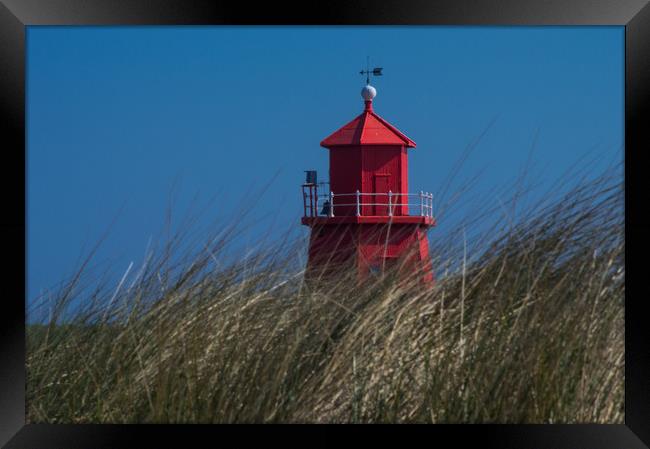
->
<box><xmin>301</xmin><ymin>80</ymin><xmax>435</xmax><ymax>285</ymax></box>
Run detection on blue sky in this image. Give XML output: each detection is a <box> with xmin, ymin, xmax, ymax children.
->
<box><xmin>27</xmin><ymin>26</ymin><xmax>623</xmax><ymax>302</ymax></box>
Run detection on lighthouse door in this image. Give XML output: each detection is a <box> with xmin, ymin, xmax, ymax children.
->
<box><xmin>373</xmin><ymin>174</ymin><xmax>390</xmax><ymax>216</ymax></box>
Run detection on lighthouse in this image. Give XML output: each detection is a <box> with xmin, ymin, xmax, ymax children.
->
<box><xmin>301</xmin><ymin>76</ymin><xmax>435</xmax><ymax>285</ymax></box>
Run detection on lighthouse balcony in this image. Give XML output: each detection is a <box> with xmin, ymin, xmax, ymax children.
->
<box><xmin>301</xmin><ymin>185</ymin><xmax>436</xmax><ymax>226</ymax></box>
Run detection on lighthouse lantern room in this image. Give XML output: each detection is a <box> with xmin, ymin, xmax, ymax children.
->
<box><xmin>301</xmin><ymin>74</ymin><xmax>435</xmax><ymax>284</ymax></box>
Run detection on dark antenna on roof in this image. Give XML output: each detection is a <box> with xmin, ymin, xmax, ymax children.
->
<box><xmin>359</xmin><ymin>57</ymin><xmax>383</xmax><ymax>85</ymax></box>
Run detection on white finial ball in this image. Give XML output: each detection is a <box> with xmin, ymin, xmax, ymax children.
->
<box><xmin>361</xmin><ymin>84</ymin><xmax>377</xmax><ymax>101</ymax></box>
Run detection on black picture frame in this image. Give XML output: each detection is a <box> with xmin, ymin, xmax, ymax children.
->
<box><xmin>1</xmin><ymin>1</ymin><xmax>649</xmax><ymax>447</ymax></box>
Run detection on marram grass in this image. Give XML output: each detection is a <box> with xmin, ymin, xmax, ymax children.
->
<box><xmin>27</xmin><ymin>167</ymin><xmax>623</xmax><ymax>423</ymax></box>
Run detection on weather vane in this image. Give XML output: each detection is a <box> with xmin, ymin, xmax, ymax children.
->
<box><xmin>359</xmin><ymin>57</ymin><xmax>383</xmax><ymax>85</ymax></box>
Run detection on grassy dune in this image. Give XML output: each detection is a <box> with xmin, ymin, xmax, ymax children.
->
<box><xmin>26</xmin><ymin>166</ymin><xmax>623</xmax><ymax>423</ymax></box>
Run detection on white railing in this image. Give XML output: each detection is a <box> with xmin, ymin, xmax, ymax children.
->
<box><xmin>302</xmin><ymin>186</ymin><xmax>433</xmax><ymax>218</ymax></box>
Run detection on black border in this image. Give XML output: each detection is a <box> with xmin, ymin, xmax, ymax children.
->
<box><xmin>1</xmin><ymin>1</ymin><xmax>649</xmax><ymax>447</ymax></box>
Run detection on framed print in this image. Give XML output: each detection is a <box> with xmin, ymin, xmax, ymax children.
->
<box><xmin>1</xmin><ymin>0</ymin><xmax>649</xmax><ymax>447</ymax></box>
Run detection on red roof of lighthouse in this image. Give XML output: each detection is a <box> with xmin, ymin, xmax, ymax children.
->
<box><xmin>320</xmin><ymin>100</ymin><xmax>416</xmax><ymax>148</ymax></box>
